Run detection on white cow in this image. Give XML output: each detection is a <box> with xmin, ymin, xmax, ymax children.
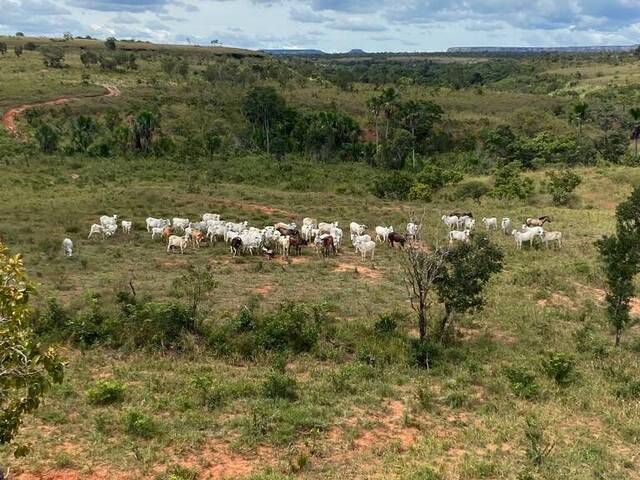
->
<box><xmin>512</xmin><ymin>229</ymin><xmax>542</xmax><ymax>249</ymax></box>
<box><xmin>279</xmin><ymin>235</ymin><xmax>290</xmax><ymax>259</ymax></box>
<box><xmin>88</xmin><ymin>224</ymin><xmax>115</xmax><ymax>239</ymax></box>
<box><xmin>172</xmin><ymin>218</ymin><xmax>190</xmax><ymax>232</ymax></box>
<box><xmin>350</xmin><ymin>222</ymin><xmax>366</xmax><ymax>236</ymax></box>
<box><xmin>303</xmin><ymin>217</ymin><xmax>317</xmax><ymax>228</ymax></box>
<box><xmin>442</xmin><ymin>215</ymin><xmax>459</xmax><ymax>230</ymax></box>
<box><xmin>318</xmin><ymin>222</ymin><xmax>338</xmax><ymax>234</ymax></box>
<box><xmin>482</xmin><ymin>217</ymin><xmax>498</xmax><ymax>230</ymax></box>
<box><xmin>330</xmin><ymin>227</ymin><xmax>344</xmax><ymax>250</ymax></box>
<box><xmin>146</xmin><ymin>217</ymin><xmax>170</xmax><ymax>232</ymax></box>
<box><xmin>543</xmin><ymin>231</ymin><xmax>562</xmax><ymax>249</ymax></box>
<box><xmin>121</xmin><ymin>220</ymin><xmax>132</xmax><ymax>234</ymax></box>
<box><xmin>448</xmin><ymin>229</ymin><xmax>470</xmax><ymax>244</ymax></box>
<box><xmin>207</xmin><ymin>224</ymin><xmax>226</xmax><ymax>242</ymax></box>
<box><xmin>151</xmin><ymin>227</ymin><xmax>165</xmax><ymax>240</ymax></box>
<box><xmin>501</xmin><ymin>218</ymin><xmax>511</xmax><ymax>234</ymax></box>
<box><xmin>354</xmin><ymin>239</ymin><xmax>376</xmax><ymax>260</ymax></box>
<box><xmin>406</xmin><ymin>222</ymin><xmax>419</xmax><ymax>240</ymax></box>
<box><xmin>202</xmin><ymin>213</ymin><xmax>221</xmax><ymax>223</ymax></box>
<box><xmin>458</xmin><ymin>216</ymin><xmax>475</xmax><ymax>230</ymax></box>
<box><xmin>375</xmin><ymin>226</ymin><xmax>394</xmax><ymax>243</ymax></box>
<box><xmin>62</xmin><ymin>238</ymin><xmax>73</xmax><ymax>257</ymax></box>
<box><xmin>167</xmin><ymin>235</ymin><xmax>188</xmax><ymax>254</ymax></box>
<box><xmin>100</xmin><ymin>215</ymin><xmax>117</xmax><ymax>228</ymax></box>
<box><xmin>351</xmin><ymin>234</ymin><xmax>371</xmax><ymax>249</ymax></box>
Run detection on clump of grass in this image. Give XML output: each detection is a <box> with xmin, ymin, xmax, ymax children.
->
<box><xmin>122</xmin><ymin>408</ymin><xmax>159</xmax><ymax>438</ymax></box>
<box><xmin>262</xmin><ymin>371</ymin><xmax>298</xmax><ymax>401</ymax></box>
<box><xmin>541</xmin><ymin>352</ymin><xmax>576</xmax><ymax>386</ymax></box>
<box><xmin>504</xmin><ymin>366</ymin><xmax>541</xmax><ymax>399</ymax></box>
<box><xmin>86</xmin><ymin>380</ymin><xmax>126</xmax><ymax>405</ymax></box>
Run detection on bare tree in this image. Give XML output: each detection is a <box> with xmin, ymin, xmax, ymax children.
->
<box><xmin>400</xmin><ymin>243</ymin><xmax>448</xmax><ymax>347</ymax></box>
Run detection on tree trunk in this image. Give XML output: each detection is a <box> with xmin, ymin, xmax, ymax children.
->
<box><xmin>418</xmin><ymin>297</ymin><xmax>426</xmax><ymax>341</ymax></box>
<box><xmin>264</xmin><ymin>118</ymin><xmax>270</xmax><ymax>154</ymax></box>
<box><xmin>439</xmin><ymin>305</ymin><xmax>451</xmax><ymax>342</ymax></box>
<box><xmin>615</xmin><ymin>328</ymin><xmax>621</xmax><ymax>347</ymax></box>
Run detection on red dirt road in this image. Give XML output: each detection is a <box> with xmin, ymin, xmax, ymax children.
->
<box><xmin>1</xmin><ymin>84</ymin><xmax>121</xmax><ymax>136</ymax></box>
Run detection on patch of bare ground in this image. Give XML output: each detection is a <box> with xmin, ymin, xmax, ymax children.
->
<box><xmin>537</xmin><ymin>292</ymin><xmax>577</xmax><ymax>310</ymax></box>
<box><xmin>15</xmin><ymin>467</ymin><xmax>129</xmax><ymax>480</ymax></box>
<box><xmin>334</xmin><ymin>263</ymin><xmax>380</xmax><ymax>279</ymax></box>
<box><xmin>254</xmin><ymin>284</ymin><xmax>275</xmax><ymax>295</ymax></box>
<box><xmin>178</xmin><ymin>439</ymin><xmax>275</xmax><ymax>480</ymax></box>
<box><xmin>575</xmin><ymin>282</ymin><xmax>640</xmax><ymax>315</ymax></box>
<box><xmin>217</xmin><ymin>199</ymin><xmax>296</xmax><ymax>218</ymax></box>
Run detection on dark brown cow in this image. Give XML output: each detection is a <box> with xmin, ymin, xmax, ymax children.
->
<box><xmin>388</xmin><ymin>232</ymin><xmax>406</xmax><ymax>248</ymax></box>
<box><xmin>289</xmin><ymin>236</ymin><xmax>308</xmax><ymax>256</ymax></box>
<box><xmin>322</xmin><ymin>235</ymin><xmax>336</xmax><ymax>257</ymax></box>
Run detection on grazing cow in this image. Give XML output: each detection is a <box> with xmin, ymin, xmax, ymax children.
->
<box><xmin>172</xmin><ymin>218</ymin><xmax>190</xmax><ymax>232</ymax></box>
<box><xmin>303</xmin><ymin>217</ymin><xmax>317</xmax><ymax>228</ymax></box>
<box><xmin>121</xmin><ymin>220</ymin><xmax>132</xmax><ymax>234</ymax></box>
<box><xmin>190</xmin><ymin>229</ymin><xmax>205</xmax><ymax>248</ymax></box>
<box><xmin>322</xmin><ymin>235</ymin><xmax>336</xmax><ymax>257</ymax></box>
<box><xmin>406</xmin><ymin>222</ymin><xmax>419</xmax><ymax>240</ymax></box>
<box><xmin>448</xmin><ymin>230</ymin><xmax>470</xmax><ymax>245</ymax></box>
<box><xmin>100</xmin><ymin>215</ymin><xmax>118</xmax><ymax>228</ymax></box>
<box><xmin>301</xmin><ymin>224</ymin><xmax>314</xmax><ymax>242</ymax></box>
<box><xmin>526</xmin><ymin>216</ymin><xmax>552</xmax><ymax>227</ymax></box>
<box><xmin>231</xmin><ymin>237</ymin><xmax>243</xmax><ymax>257</ymax></box>
<box><xmin>161</xmin><ymin>226</ymin><xmax>173</xmax><ymax>241</ymax></box>
<box><xmin>349</xmin><ymin>222</ymin><xmax>366</xmax><ymax>236</ymax></box>
<box><xmin>275</xmin><ymin>222</ymin><xmax>297</xmax><ymax>231</ymax></box>
<box><xmin>318</xmin><ymin>221</ymin><xmax>338</xmax><ymax>233</ymax></box>
<box><xmin>202</xmin><ymin>213</ymin><xmax>221</xmax><ymax>223</ymax></box>
<box><xmin>482</xmin><ymin>217</ymin><xmax>498</xmax><ymax>230</ymax></box>
<box><xmin>388</xmin><ymin>232</ymin><xmax>406</xmax><ymax>248</ymax></box>
<box><xmin>375</xmin><ymin>226</ymin><xmax>394</xmax><ymax>243</ymax></box>
<box><xmin>543</xmin><ymin>231</ymin><xmax>562</xmax><ymax>249</ymax></box>
<box><xmin>167</xmin><ymin>235</ymin><xmax>188</xmax><ymax>254</ymax></box>
<box><xmin>289</xmin><ymin>236</ymin><xmax>307</xmax><ymax>256</ymax></box>
<box><xmin>62</xmin><ymin>238</ymin><xmax>73</xmax><ymax>257</ymax></box>
<box><xmin>501</xmin><ymin>218</ymin><xmax>511</xmax><ymax>234</ymax></box>
<box><xmin>512</xmin><ymin>229</ymin><xmax>542</xmax><ymax>249</ymax></box>
<box><xmin>279</xmin><ymin>235</ymin><xmax>291</xmax><ymax>259</ymax></box>
<box><xmin>521</xmin><ymin>225</ymin><xmax>545</xmax><ymax>238</ymax></box>
<box><xmin>88</xmin><ymin>224</ymin><xmax>115</xmax><ymax>239</ymax></box>
<box><xmin>146</xmin><ymin>217</ymin><xmax>170</xmax><ymax>232</ymax></box>
<box><xmin>207</xmin><ymin>224</ymin><xmax>225</xmax><ymax>242</ymax></box>
<box><xmin>151</xmin><ymin>227</ymin><xmax>164</xmax><ymax>240</ymax></box>
<box><xmin>355</xmin><ymin>239</ymin><xmax>376</xmax><ymax>261</ymax></box>
<box><xmin>458</xmin><ymin>215</ymin><xmax>475</xmax><ymax>230</ymax></box>
<box><xmin>442</xmin><ymin>215</ymin><xmax>458</xmax><ymax>230</ymax></box>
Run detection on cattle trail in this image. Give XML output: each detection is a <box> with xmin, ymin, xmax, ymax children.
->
<box><xmin>1</xmin><ymin>84</ymin><xmax>121</xmax><ymax>136</ymax></box>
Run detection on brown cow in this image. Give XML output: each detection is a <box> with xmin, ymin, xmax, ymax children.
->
<box><xmin>190</xmin><ymin>230</ymin><xmax>205</xmax><ymax>248</ymax></box>
<box><xmin>289</xmin><ymin>236</ymin><xmax>308</xmax><ymax>255</ymax></box>
<box><xmin>161</xmin><ymin>226</ymin><xmax>173</xmax><ymax>242</ymax></box>
<box><xmin>388</xmin><ymin>232</ymin><xmax>406</xmax><ymax>248</ymax></box>
<box><xmin>322</xmin><ymin>235</ymin><xmax>336</xmax><ymax>257</ymax></box>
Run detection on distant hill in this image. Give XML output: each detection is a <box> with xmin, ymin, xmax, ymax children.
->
<box><xmin>448</xmin><ymin>45</ymin><xmax>639</xmax><ymax>53</ymax></box>
<box><xmin>261</xmin><ymin>49</ymin><xmax>326</xmax><ymax>56</ymax></box>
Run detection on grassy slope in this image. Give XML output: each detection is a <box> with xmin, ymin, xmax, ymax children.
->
<box><xmin>1</xmin><ymin>46</ymin><xmax>640</xmax><ymax>479</ymax></box>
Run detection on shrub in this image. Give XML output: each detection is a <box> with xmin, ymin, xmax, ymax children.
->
<box><xmin>255</xmin><ymin>303</ymin><xmax>323</xmax><ymax>353</ymax></box>
<box><xmin>455</xmin><ymin>180</ymin><xmax>490</xmax><ymax>203</ymax></box>
<box><xmin>614</xmin><ymin>379</ymin><xmax>640</xmax><ymax>400</ymax></box>
<box><xmin>372</xmin><ymin>171</ymin><xmax>413</xmax><ymax>200</ymax></box>
<box><xmin>546</xmin><ymin>169</ymin><xmax>582</xmax><ymax>206</ymax></box>
<box><xmin>190</xmin><ymin>373</ymin><xmax>225</xmax><ymax>410</ymax></box>
<box><xmin>408</xmin><ymin>182</ymin><xmax>432</xmax><ymax>202</ymax></box>
<box><xmin>504</xmin><ymin>366</ymin><xmax>541</xmax><ymax>399</ymax></box>
<box><xmin>541</xmin><ymin>352</ymin><xmax>576</xmax><ymax>386</ymax></box>
<box><xmin>86</xmin><ymin>380</ymin><xmax>126</xmax><ymax>405</ymax></box>
<box><xmin>408</xmin><ymin>338</ymin><xmax>441</xmax><ymax>368</ymax></box>
<box><xmin>120</xmin><ymin>300</ymin><xmax>195</xmax><ymax>349</ymax></box>
<box><xmin>262</xmin><ymin>371</ymin><xmax>298</xmax><ymax>401</ymax></box>
<box><xmin>34</xmin><ymin>298</ymin><xmax>70</xmax><ymax>338</ymax></box>
<box><xmin>490</xmin><ymin>162</ymin><xmax>533</xmax><ymax>200</ymax></box>
<box><xmin>374</xmin><ymin>311</ymin><xmax>403</xmax><ymax>335</ymax></box>
<box><xmin>122</xmin><ymin>408</ymin><xmax>158</xmax><ymax>438</ymax></box>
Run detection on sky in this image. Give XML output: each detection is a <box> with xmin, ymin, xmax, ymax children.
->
<box><xmin>2</xmin><ymin>0</ymin><xmax>640</xmax><ymax>52</ymax></box>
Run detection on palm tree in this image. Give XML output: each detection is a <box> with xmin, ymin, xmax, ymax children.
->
<box><xmin>380</xmin><ymin>87</ymin><xmax>400</xmax><ymax>141</ymax></box>
<box><xmin>367</xmin><ymin>95</ymin><xmax>383</xmax><ymax>150</ymax></box>
<box><xmin>133</xmin><ymin>111</ymin><xmax>159</xmax><ymax>153</ymax></box>
<box><xmin>630</xmin><ymin>107</ymin><xmax>640</xmax><ymax>160</ymax></box>
<box><xmin>572</xmin><ymin>102</ymin><xmax>589</xmax><ymax>140</ymax></box>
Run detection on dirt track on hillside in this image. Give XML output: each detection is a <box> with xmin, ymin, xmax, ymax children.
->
<box><xmin>1</xmin><ymin>84</ymin><xmax>121</xmax><ymax>136</ymax></box>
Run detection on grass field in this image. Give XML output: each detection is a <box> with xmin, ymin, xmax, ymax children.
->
<box><xmin>1</xmin><ymin>153</ymin><xmax>640</xmax><ymax>479</ymax></box>
<box><xmin>2</xmin><ymin>36</ymin><xmax>640</xmax><ymax>480</ymax></box>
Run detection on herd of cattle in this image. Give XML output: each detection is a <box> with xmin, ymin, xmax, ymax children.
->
<box><xmin>60</xmin><ymin>212</ymin><xmax>562</xmax><ymax>258</ymax></box>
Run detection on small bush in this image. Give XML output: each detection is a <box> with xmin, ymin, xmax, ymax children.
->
<box><xmin>190</xmin><ymin>373</ymin><xmax>225</xmax><ymax>410</ymax></box>
<box><xmin>86</xmin><ymin>380</ymin><xmax>126</xmax><ymax>405</ymax></box>
<box><xmin>374</xmin><ymin>311</ymin><xmax>404</xmax><ymax>335</ymax></box>
<box><xmin>455</xmin><ymin>180</ymin><xmax>490</xmax><ymax>203</ymax></box>
<box><xmin>546</xmin><ymin>169</ymin><xmax>582</xmax><ymax>206</ymax></box>
<box><xmin>262</xmin><ymin>371</ymin><xmax>298</xmax><ymax>401</ymax></box>
<box><xmin>504</xmin><ymin>366</ymin><xmax>541</xmax><ymax>399</ymax></box>
<box><xmin>614</xmin><ymin>379</ymin><xmax>640</xmax><ymax>400</ymax></box>
<box><xmin>122</xmin><ymin>408</ymin><xmax>158</xmax><ymax>438</ymax></box>
<box><xmin>541</xmin><ymin>352</ymin><xmax>576</xmax><ymax>386</ymax></box>
<box><xmin>408</xmin><ymin>338</ymin><xmax>441</xmax><ymax>368</ymax></box>
<box><xmin>408</xmin><ymin>182</ymin><xmax>432</xmax><ymax>202</ymax></box>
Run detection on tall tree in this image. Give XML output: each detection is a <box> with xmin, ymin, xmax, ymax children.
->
<box><xmin>380</xmin><ymin>87</ymin><xmax>400</xmax><ymax>140</ymax></box>
<box><xmin>133</xmin><ymin>111</ymin><xmax>159</xmax><ymax>154</ymax></box>
<box><xmin>434</xmin><ymin>235</ymin><xmax>503</xmax><ymax>341</ymax></box>
<box><xmin>366</xmin><ymin>95</ymin><xmax>383</xmax><ymax>150</ymax></box>
<box><xmin>572</xmin><ymin>101</ymin><xmax>589</xmax><ymax>140</ymax></box>
<box><xmin>242</xmin><ymin>86</ymin><xmax>286</xmax><ymax>155</ymax></box>
<box><xmin>71</xmin><ymin>115</ymin><xmax>98</xmax><ymax>152</ymax></box>
<box><xmin>0</xmin><ymin>243</ymin><xmax>64</xmax><ymax>456</ymax></box>
<box><xmin>400</xmin><ymin>99</ymin><xmax>443</xmax><ymax>168</ymax></box>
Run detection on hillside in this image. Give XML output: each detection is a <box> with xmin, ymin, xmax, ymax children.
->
<box><xmin>1</xmin><ymin>35</ymin><xmax>640</xmax><ymax>480</ymax></box>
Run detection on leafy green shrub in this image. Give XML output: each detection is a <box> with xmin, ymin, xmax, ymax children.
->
<box><xmin>504</xmin><ymin>366</ymin><xmax>541</xmax><ymax>399</ymax></box>
<box><xmin>541</xmin><ymin>352</ymin><xmax>576</xmax><ymax>386</ymax></box>
<box><xmin>122</xmin><ymin>408</ymin><xmax>158</xmax><ymax>438</ymax></box>
<box><xmin>546</xmin><ymin>169</ymin><xmax>582</xmax><ymax>206</ymax></box>
<box><xmin>372</xmin><ymin>171</ymin><xmax>413</xmax><ymax>200</ymax></box>
<box><xmin>86</xmin><ymin>380</ymin><xmax>126</xmax><ymax>405</ymax></box>
<box><xmin>34</xmin><ymin>298</ymin><xmax>70</xmax><ymax>338</ymax></box>
<box><xmin>524</xmin><ymin>416</ymin><xmax>554</xmax><ymax>466</ymax></box>
<box><xmin>262</xmin><ymin>371</ymin><xmax>298</xmax><ymax>401</ymax></box>
<box><xmin>256</xmin><ymin>303</ymin><xmax>322</xmax><ymax>353</ymax></box>
<box><xmin>614</xmin><ymin>379</ymin><xmax>640</xmax><ymax>400</ymax></box>
<box><xmin>574</xmin><ymin>324</ymin><xmax>608</xmax><ymax>358</ymax></box>
<box><xmin>190</xmin><ymin>373</ymin><xmax>225</xmax><ymax>410</ymax></box>
<box><xmin>374</xmin><ymin>311</ymin><xmax>404</xmax><ymax>335</ymax></box>
<box><xmin>408</xmin><ymin>338</ymin><xmax>441</xmax><ymax>368</ymax></box>
<box><xmin>490</xmin><ymin>162</ymin><xmax>534</xmax><ymax>200</ymax></box>
<box><xmin>67</xmin><ymin>296</ymin><xmax>110</xmax><ymax>347</ymax></box>
<box><xmin>455</xmin><ymin>180</ymin><xmax>490</xmax><ymax>203</ymax></box>
<box><xmin>417</xmin><ymin>164</ymin><xmax>463</xmax><ymax>190</ymax></box>
<box><xmin>408</xmin><ymin>182</ymin><xmax>432</xmax><ymax>202</ymax></box>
